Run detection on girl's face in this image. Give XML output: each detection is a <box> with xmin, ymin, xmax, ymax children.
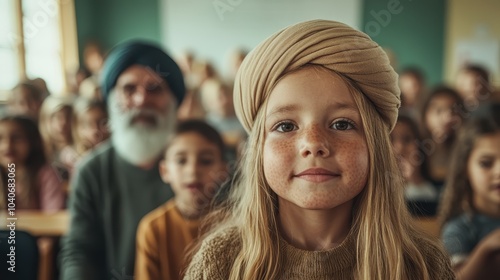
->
<box><xmin>391</xmin><ymin>121</ymin><xmax>417</xmax><ymax>160</ymax></box>
<box><xmin>399</xmin><ymin>74</ymin><xmax>421</xmax><ymax>106</ymax></box>
<box><xmin>263</xmin><ymin>67</ymin><xmax>368</xmax><ymax>211</ymax></box>
<box><xmin>160</xmin><ymin>132</ymin><xmax>227</xmax><ymax>212</ymax></box>
<box><xmin>424</xmin><ymin>94</ymin><xmax>460</xmax><ymax>141</ymax></box>
<box><xmin>468</xmin><ymin>132</ymin><xmax>500</xmax><ymax>212</ymax></box>
<box><xmin>77</xmin><ymin>107</ymin><xmax>109</xmax><ymax>149</ymax></box>
<box><xmin>0</xmin><ymin>121</ymin><xmax>30</xmax><ymax>167</ymax></box>
<box><xmin>390</xmin><ymin>121</ymin><xmax>421</xmax><ymax>179</ymax></box>
<box><xmin>49</xmin><ymin>107</ymin><xmax>72</xmax><ymax>143</ymax></box>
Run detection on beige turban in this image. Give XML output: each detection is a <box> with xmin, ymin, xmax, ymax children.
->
<box><xmin>233</xmin><ymin>19</ymin><xmax>400</xmax><ymax>133</ymax></box>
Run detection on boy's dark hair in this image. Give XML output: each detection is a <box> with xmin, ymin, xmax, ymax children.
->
<box><xmin>167</xmin><ymin>119</ymin><xmax>227</xmax><ymax>161</ymax></box>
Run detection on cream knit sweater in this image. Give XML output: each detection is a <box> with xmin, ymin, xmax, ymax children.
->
<box><xmin>184</xmin><ymin>227</ymin><xmax>455</xmax><ymax>280</ymax></box>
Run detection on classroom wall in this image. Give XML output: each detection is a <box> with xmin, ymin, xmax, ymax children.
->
<box><xmin>361</xmin><ymin>0</ymin><xmax>447</xmax><ymax>86</ymax></box>
<box><xmin>75</xmin><ymin>0</ymin><xmax>161</xmax><ymax>60</ymax></box>
<box><xmin>160</xmin><ymin>0</ymin><xmax>362</xmax><ymax>78</ymax></box>
<box><xmin>444</xmin><ymin>0</ymin><xmax>500</xmax><ymax>86</ymax></box>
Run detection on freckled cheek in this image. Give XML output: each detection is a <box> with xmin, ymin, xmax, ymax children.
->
<box><xmin>338</xmin><ymin>141</ymin><xmax>369</xmax><ymax>192</ymax></box>
<box><xmin>263</xmin><ymin>138</ymin><xmax>294</xmax><ymax>190</ymax></box>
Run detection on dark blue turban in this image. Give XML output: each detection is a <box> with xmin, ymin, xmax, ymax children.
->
<box><xmin>100</xmin><ymin>41</ymin><xmax>185</xmax><ymax>106</ymax></box>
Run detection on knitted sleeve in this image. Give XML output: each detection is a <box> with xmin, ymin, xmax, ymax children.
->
<box><xmin>183</xmin><ymin>228</ymin><xmax>240</xmax><ymax>280</ymax></box>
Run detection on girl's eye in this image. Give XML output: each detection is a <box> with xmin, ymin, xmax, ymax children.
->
<box><xmin>275</xmin><ymin>122</ymin><xmax>296</xmax><ymax>133</ymax></box>
<box><xmin>176</xmin><ymin>158</ymin><xmax>187</xmax><ymax>165</ymax></box>
<box><xmin>331</xmin><ymin>120</ymin><xmax>355</xmax><ymax>130</ymax></box>
<box><xmin>479</xmin><ymin>160</ymin><xmax>493</xmax><ymax>169</ymax></box>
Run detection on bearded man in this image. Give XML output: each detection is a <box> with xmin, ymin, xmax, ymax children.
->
<box><xmin>60</xmin><ymin>41</ymin><xmax>185</xmax><ymax>280</ymax></box>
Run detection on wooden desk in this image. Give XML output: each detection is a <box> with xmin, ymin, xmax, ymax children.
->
<box><xmin>413</xmin><ymin>217</ymin><xmax>441</xmax><ymax>238</ymax></box>
<box><xmin>0</xmin><ymin>210</ymin><xmax>69</xmax><ymax>237</ymax></box>
<box><xmin>1</xmin><ymin>210</ymin><xmax>69</xmax><ymax>280</ymax></box>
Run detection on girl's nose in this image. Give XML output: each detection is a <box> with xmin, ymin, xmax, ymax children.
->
<box><xmin>299</xmin><ymin>125</ymin><xmax>331</xmax><ymax>158</ymax></box>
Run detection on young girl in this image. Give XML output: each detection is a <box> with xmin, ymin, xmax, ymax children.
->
<box><xmin>439</xmin><ymin>102</ymin><xmax>500</xmax><ymax>279</ymax></box>
<box><xmin>60</xmin><ymin>97</ymin><xmax>109</xmax><ymax>176</ymax></box>
<box><xmin>398</xmin><ymin>67</ymin><xmax>427</xmax><ymax>120</ymax></box>
<box><xmin>38</xmin><ymin>95</ymin><xmax>73</xmax><ymax>180</ymax></box>
<box><xmin>135</xmin><ymin>120</ymin><xmax>228</xmax><ymax>280</ymax></box>
<box><xmin>420</xmin><ymin>86</ymin><xmax>464</xmax><ymax>187</ymax></box>
<box><xmin>391</xmin><ymin>114</ymin><xmax>439</xmax><ymax>216</ymax></box>
<box><xmin>184</xmin><ymin>20</ymin><xmax>454</xmax><ymax>280</ymax></box>
<box><xmin>0</xmin><ymin>115</ymin><xmax>65</xmax><ymax>210</ymax></box>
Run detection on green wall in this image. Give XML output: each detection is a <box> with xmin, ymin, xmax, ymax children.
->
<box><xmin>361</xmin><ymin>0</ymin><xmax>447</xmax><ymax>86</ymax></box>
<box><xmin>74</xmin><ymin>0</ymin><xmax>447</xmax><ymax>86</ymax></box>
<box><xmin>75</xmin><ymin>0</ymin><xmax>161</xmax><ymax>61</ymax></box>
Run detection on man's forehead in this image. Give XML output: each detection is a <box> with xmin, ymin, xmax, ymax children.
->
<box><xmin>116</xmin><ymin>65</ymin><xmax>165</xmax><ymax>85</ymax></box>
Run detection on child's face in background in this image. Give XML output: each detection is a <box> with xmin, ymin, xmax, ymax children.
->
<box><xmin>49</xmin><ymin>107</ymin><xmax>72</xmax><ymax>144</ymax></box>
<box><xmin>160</xmin><ymin>132</ymin><xmax>227</xmax><ymax>212</ymax></box>
<box><xmin>77</xmin><ymin>107</ymin><xmax>109</xmax><ymax>149</ymax></box>
<box><xmin>9</xmin><ymin>87</ymin><xmax>41</xmax><ymax>119</ymax></box>
<box><xmin>0</xmin><ymin>121</ymin><xmax>30</xmax><ymax>168</ymax></box>
<box><xmin>424</xmin><ymin>94</ymin><xmax>460</xmax><ymax>142</ymax></box>
<box><xmin>468</xmin><ymin>132</ymin><xmax>500</xmax><ymax>212</ymax></box>
<box><xmin>263</xmin><ymin>67</ymin><xmax>368</xmax><ymax>211</ymax></box>
<box><xmin>399</xmin><ymin>74</ymin><xmax>422</xmax><ymax>107</ymax></box>
<box><xmin>456</xmin><ymin>71</ymin><xmax>486</xmax><ymax>102</ymax></box>
<box><xmin>205</xmin><ymin>84</ymin><xmax>234</xmax><ymax>118</ymax></box>
<box><xmin>390</xmin><ymin>121</ymin><xmax>420</xmax><ymax>180</ymax></box>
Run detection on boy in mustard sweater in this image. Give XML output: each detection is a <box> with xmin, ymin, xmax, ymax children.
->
<box><xmin>134</xmin><ymin>119</ymin><xmax>228</xmax><ymax>280</ymax></box>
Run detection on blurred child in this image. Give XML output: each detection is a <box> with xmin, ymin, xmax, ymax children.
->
<box><xmin>0</xmin><ymin>115</ymin><xmax>65</xmax><ymax>210</ymax></box>
<box><xmin>226</xmin><ymin>48</ymin><xmax>247</xmax><ymax>83</ymax></box>
<box><xmin>135</xmin><ymin>120</ymin><xmax>228</xmax><ymax>280</ymax></box>
<box><xmin>184</xmin><ymin>20</ymin><xmax>454</xmax><ymax>279</ymax></box>
<box><xmin>398</xmin><ymin>67</ymin><xmax>426</xmax><ymax>120</ymax></box>
<box><xmin>60</xmin><ymin>97</ymin><xmax>109</xmax><ymax>176</ymax></box>
<box><xmin>439</xmin><ymin>103</ymin><xmax>500</xmax><ymax>280</ymax></box>
<box><xmin>7</xmin><ymin>82</ymin><xmax>44</xmax><ymax>120</ymax></box>
<box><xmin>391</xmin><ymin>115</ymin><xmax>438</xmax><ymax>216</ymax></box>
<box><xmin>200</xmin><ymin>78</ymin><xmax>245</xmax><ymax>147</ymax></box>
<box><xmin>455</xmin><ymin>64</ymin><xmax>492</xmax><ymax>107</ymax></box>
<box><xmin>39</xmin><ymin>96</ymin><xmax>73</xmax><ymax>181</ymax></box>
<box><xmin>421</xmin><ymin>86</ymin><xmax>464</xmax><ymax>187</ymax></box>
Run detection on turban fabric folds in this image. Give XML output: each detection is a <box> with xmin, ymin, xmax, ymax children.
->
<box><xmin>233</xmin><ymin>20</ymin><xmax>400</xmax><ymax>133</ymax></box>
<box><xmin>100</xmin><ymin>41</ymin><xmax>185</xmax><ymax>106</ymax></box>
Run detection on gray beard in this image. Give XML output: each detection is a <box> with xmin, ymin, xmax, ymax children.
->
<box><xmin>107</xmin><ymin>92</ymin><xmax>176</xmax><ymax>165</ymax></box>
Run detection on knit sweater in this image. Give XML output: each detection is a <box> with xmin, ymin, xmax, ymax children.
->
<box><xmin>135</xmin><ymin>199</ymin><xmax>200</xmax><ymax>280</ymax></box>
<box><xmin>184</xmin><ymin>227</ymin><xmax>456</xmax><ymax>280</ymax></box>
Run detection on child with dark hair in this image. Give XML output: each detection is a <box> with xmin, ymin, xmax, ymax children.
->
<box><xmin>421</xmin><ymin>86</ymin><xmax>464</xmax><ymax>187</ymax></box>
<box><xmin>391</xmin><ymin>114</ymin><xmax>438</xmax><ymax>216</ymax></box>
<box><xmin>399</xmin><ymin>67</ymin><xmax>427</xmax><ymax>120</ymax></box>
<box><xmin>455</xmin><ymin>64</ymin><xmax>493</xmax><ymax>106</ymax></box>
<box><xmin>0</xmin><ymin>115</ymin><xmax>65</xmax><ymax>210</ymax></box>
<box><xmin>135</xmin><ymin>119</ymin><xmax>228</xmax><ymax>280</ymax></box>
<box><xmin>7</xmin><ymin>82</ymin><xmax>45</xmax><ymax>120</ymax></box>
<box><xmin>439</xmin><ymin>103</ymin><xmax>500</xmax><ymax>279</ymax></box>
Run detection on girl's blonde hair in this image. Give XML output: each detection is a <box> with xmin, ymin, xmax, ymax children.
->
<box><xmin>193</xmin><ymin>66</ymin><xmax>442</xmax><ymax>280</ymax></box>
<box><xmin>438</xmin><ymin>103</ymin><xmax>500</xmax><ymax>226</ymax></box>
<box><xmin>38</xmin><ymin>96</ymin><xmax>73</xmax><ymax>160</ymax></box>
